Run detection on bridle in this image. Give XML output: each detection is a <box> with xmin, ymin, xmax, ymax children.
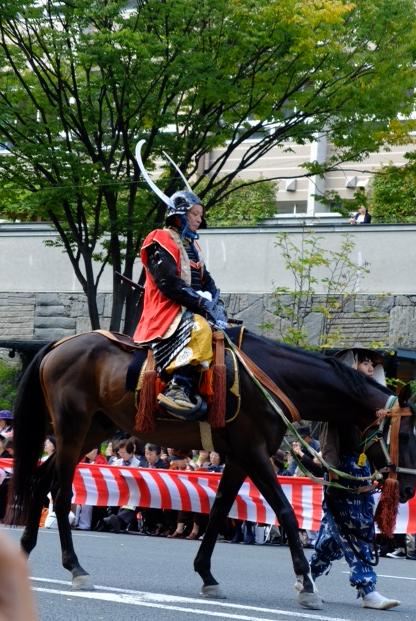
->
<box><xmin>362</xmin><ymin>400</ymin><xmax>416</xmax><ymax>480</ymax></box>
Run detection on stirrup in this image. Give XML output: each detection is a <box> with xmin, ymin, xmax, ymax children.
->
<box><xmin>157</xmin><ymin>393</ymin><xmax>207</xmax><ymax>420</ymax></box>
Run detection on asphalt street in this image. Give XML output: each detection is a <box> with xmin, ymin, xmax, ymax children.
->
<box><xmin>3</xmin><ymin>527</ymin><xmax>415</xmax><ymax>621</ymax></box>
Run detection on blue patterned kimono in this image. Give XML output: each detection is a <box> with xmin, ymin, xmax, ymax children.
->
<box><xmin>310</xmin><ymin>455</ymin><xmax>377</xmax><ymax>597</ymax></box>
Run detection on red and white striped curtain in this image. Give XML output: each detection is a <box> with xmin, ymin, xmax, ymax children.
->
<box><xmin>1</xmin><ymin>460</ymin><xmax>415</xmax><ymax>533</ymax></box>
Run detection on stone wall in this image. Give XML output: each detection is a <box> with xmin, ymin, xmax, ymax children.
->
<box><xmin>224</xmin><ymin>293</ymin><xmax>416</xmax><ymax>348</ymax></box>
<box><xmin>0</xmin><ymin>292</ymin><xmax>112</xmax><ymax>341</ymax></box>
<box><xmin>1</xmin><ymin>290</ymin><xmax>415</xmax><ymax>349</ymax></box>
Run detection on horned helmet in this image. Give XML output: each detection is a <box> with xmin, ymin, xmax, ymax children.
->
<box><xmin>135</xmin><ymin>140</ymin><xmax>203</xmax><ymax>220</ymax></box>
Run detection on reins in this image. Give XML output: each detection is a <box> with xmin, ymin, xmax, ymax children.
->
<box><xmin>223</xmin><ymin>332</ymin><xmax>382</xmax><ymax>492</ymax></box>
<box><xmin>224</xmin><ymin>331</ymin><xmax>416</xmax><ymax>493</ymax></box>
<box><xmin>362</xmin><ymin>401</ymin><xmax>416</xmax><ymax>479</ymax></box>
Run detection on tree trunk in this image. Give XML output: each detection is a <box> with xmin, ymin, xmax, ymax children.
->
<box><xmin>109</xmin><ymin>274</ymin><xmax>126</xmax><ymax>332</ymax></box>
<box><xmin>123</xmin><ymin>267</ymin><xmax>146</xmax><ymax>336</ymax></box>
<box><xmin>85</xmin><ymin>282</ymin><xmax>100</xmax><ymax>330</ymax></box>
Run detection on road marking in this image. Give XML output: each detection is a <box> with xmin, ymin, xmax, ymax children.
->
<box><xmin>31</xmin><ymin>577</ymin><xmax>353</xmax><ymax>621</ymax></box>
<box><xmin>342</xmin><ymin>571</ymin><xmax>416</xmax><ymax>581</ymax></box>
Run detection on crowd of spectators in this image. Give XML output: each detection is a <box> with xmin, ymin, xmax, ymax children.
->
<box><xmin>1</xmin><ymin>410</ymin><xmax>414</xmax><ymax>557</ymax></box>
<box><xmin>58</xmin><ymin>425</ymin><xmax>325</xmax><ymax>546</ymax></box>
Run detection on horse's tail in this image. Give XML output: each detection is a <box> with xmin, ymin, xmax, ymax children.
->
<box><xmin>6</xmin><ymin>342</ymin><xmax>55</xmax><ymax>525</ymax></box>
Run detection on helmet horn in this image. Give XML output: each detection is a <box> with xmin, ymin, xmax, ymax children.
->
<box><xmin>135</xmin><ymin>140</ymin><xmax>172</xmax><ymax>207</ymax></box>
<box><xmin>162</xmin><ymin>150</ymin><xmax>193</xmax><ymax>193</ymax></box>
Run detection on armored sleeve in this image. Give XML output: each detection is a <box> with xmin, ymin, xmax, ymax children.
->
<box><xmin>145</xmin><ymin>242</ymin><xmax>206</xmax><ymax>312</ymax></box>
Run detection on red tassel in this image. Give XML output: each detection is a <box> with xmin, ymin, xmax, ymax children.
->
<box><xmin>135</xmin><ymin>369</ymin><xmax>157</xmax><ymax>434</ymax></box>
<box><xmin>374</xmin><ymin>477</ymin><xmax>400</xmax><ymax>538</ymax></box>
<box><xmin>208</xmin><ymin>364</ymin><xmax>226</xmax><ymax>429</ymax></box>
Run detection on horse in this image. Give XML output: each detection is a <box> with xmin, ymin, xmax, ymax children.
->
<box><xmin>7</xmin><ymin>329</ymin><xmax>416</xmax><ymax>609</ymax></box>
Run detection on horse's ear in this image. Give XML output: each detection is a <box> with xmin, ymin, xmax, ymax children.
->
<box><xmin>398</xmin><ymin>383</ymin><xmax>412</xmax><ymax>407</ymax></box>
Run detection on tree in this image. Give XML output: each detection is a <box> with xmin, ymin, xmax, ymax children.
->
<box><xmin>206</xmin><ymin>179</ymin><xmax>277</xmax><ymax>226</ymax></box>
<box><xmin>0</xmin><ymin>360</ymin><xmax>19</xmax><ymax>410</ymax></box>
<box><xmin>0</xmin><ymin>0</ymin><xmax>415</xmax><ymax>332</ymax></box>
<box><xmin>265</xmin><ymin>230</ymin><xmax>371</xmax><ymax>349</ymax></box>
<box><xmin>371</xmin><ymin>153</ymin><xmax>416</xmax><ymax>223</ymax></box>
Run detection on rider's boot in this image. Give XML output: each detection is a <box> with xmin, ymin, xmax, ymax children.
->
<box><xmin>157</xmin><ymin>366</ymin><xmax>207</xmax><ymax>420</ymax></box>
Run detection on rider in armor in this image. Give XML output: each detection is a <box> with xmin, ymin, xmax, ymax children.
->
<box><xmin>133</xmin><ymin>141</ymin><xmax>228</xmax><ymax>420</ymax></box>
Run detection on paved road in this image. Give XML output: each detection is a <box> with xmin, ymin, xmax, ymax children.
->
<box><xmin>3</xmin><ymin>527</ymin><xmax>414</xmax><ymax>621</ymax></box>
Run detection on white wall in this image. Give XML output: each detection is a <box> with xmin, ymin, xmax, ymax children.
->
<box><xmin>1</xmin><ymin>222</ymin><xmax>415</xmax><ymax>295</ymax></box>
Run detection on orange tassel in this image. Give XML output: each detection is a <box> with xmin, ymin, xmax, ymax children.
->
<box><xmin>135</xmin><ymin>368</ymin><xmax>157</xmax><ymax>434</ymax></box>
<box><xmin>199</xmin><ymin>367</ymin><xmax>215</xmax><ymax>403</ymax></box>
<box><xmin>208</xmin><ymin>332</ymin><xmax>227</xmax><ymax>429</ymax></box>
<box><xmin>374</xmin><ymin>476</ymin><xmax>400</xmax><ymax>538</ymax></box>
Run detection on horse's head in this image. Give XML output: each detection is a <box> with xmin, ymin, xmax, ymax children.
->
<box><xmin>366</xmin><ymin>385</ymin><xmax>416</xmax><ymax>503</ymax></box>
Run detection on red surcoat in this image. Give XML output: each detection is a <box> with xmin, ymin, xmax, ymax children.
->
<box><xmin>133</xmin><ymin>229</ymin><xmax>186</xmax><ymax>343</ymax></box>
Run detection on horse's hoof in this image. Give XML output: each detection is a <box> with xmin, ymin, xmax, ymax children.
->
<box><xmin>200</xmin><ymin>584</ymin><xmax>226</xmax><ymax>599</ymax></box>
<box><xmin>72</xmin><ymin>574</ymin><xmax>95</xmax><ymax>591</ymax></box>
<box><xmin>298</xmin><ymin>591</ymin><xmax>324</xmax><ymax>610</ymax></box>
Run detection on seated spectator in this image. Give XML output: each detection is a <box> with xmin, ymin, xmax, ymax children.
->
<box><xmin>385</xmin><ymin>534</ymin><xmax>416</xmax><ymax>560</ymax></box>
<box><xmin>286</xmin><ymin>426</ymin><xmax>320</xmax><ymax>475</ymax></box>
<box><xmin>207</xmin><ymin>451</ymin><xmax>224</xmax><ymax>473</ymax></box>
<box><xmin>99</xmin><ymin>438</ymin><xmax>143</xmax><ymax>533</ymax></box>
<box><xmin>75</xmin><ymin>447</ymin><xmax>107</xmax><ymax>530</ymax></box>
<box><xmin>190</xmin><ymin>449</ymin><xmax>211</xmax><ymax>471</ymax></box>
<box><xmin>230</xmin><ymin>519</ymin><xmax>256</xmax><ymax>545</ymax></box>
<box><xmin>0</xmin><ymin>434</ymin><xmax>11</xmax><ymax>459</ymax></box>
<box><xmin>291</xmin><ymin>442</ymin><xmax>324</xmax><ymax>478</ymax></box>
<box><xmin>350</xmin><ymin>205</ymin><xmax>371</xmax><ymax>224</ymax></box>
<box><xmin>140</xmin><ymin>444</ymin><xmax>169</xmax><ymax>535</ymax></box>
<box><xmin>271</xmin><ymin>449</ymin><xmax>294</xmax><ymax>476</ymax></box>
<box><xmin>144</xmin><ymin>443</ymin><xmax>169</xmax><ymax>469</ymax></box>
<box><xmin>43</xmin><ymin>492</ymin><xmax>76</xmax><ymax>529</ymax></box>
<box><xmin>167</xmin><ymin>451</ymin><xmax>207</xmax><ymax>539</ymax></box>
<box><xmin>42</xmin><ymin>435</ymin><xmax>56</xmax><ymax>461</ymax></box>
<box><xmin>0</xmin><ymin>410</ymin><xmax>13</xmax><ymax>438</ymax></box>
<box><xmin>129</xmin><ymin>436</ymin><xmax>147</xmax><ymax>466</ymax></box>
<box><xmin>0</xmin><ymin>435</ymin><xmax>12</xmax><ymax>521</ymax></box>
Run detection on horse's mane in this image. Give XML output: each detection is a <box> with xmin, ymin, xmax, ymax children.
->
<box><xmin>234</xmin><ymin>329</ymin><xmax>391</xmax><ymax>400</ymax></box>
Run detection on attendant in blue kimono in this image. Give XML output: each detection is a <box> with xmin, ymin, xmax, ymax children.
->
<box><xmin>310</xmin><ymin>348</ymin><xmax>400</xmax><ymax>610</ymax></box>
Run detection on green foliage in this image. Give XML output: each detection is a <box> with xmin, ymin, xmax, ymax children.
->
<box><xmin>371</xmin><ymin>153</ymin><xmax>416</xmax><ymax>223</ymax></box>
<box><xmin>268</xmin><ymin>231</ymin><xmax>370</xmax><ymax>348</ymax></box>
<box><xmin>0</xmin><ymin>0</ymin><xmax>415</xmax><ymax>330</ymax></box>
<box><xmin>0</xmin><ymin>360</ymin><xmax>19</xmax><ymax>410</ymax></box>
<box><xmin>206</xmin><ymin>179</ymin><xmax>277</xmax><ymax>226</ymax></box>
<box><xmin>316</xmin><ymin>188</ymin><xmax>369</xmax><ymax>219</ymax></box>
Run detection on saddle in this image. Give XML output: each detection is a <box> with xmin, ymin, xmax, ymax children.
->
<box><xmin>64</xmin><ymin>329</ymin><xmax>240</xmax><ymax>433</ymax></box>
<box><xmin>133</xmin><ymin>331</ymin><xmax>241</xmax><ymax>433</ymax></box>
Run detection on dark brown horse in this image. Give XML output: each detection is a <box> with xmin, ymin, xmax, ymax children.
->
<box><xmin>8</xmin><ymin>330</ymin><xmax>416</xmax><ymax>609</ymax></box>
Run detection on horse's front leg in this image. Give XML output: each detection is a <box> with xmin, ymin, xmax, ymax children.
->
<box><xmin>194</xmin><ymin>460</ymin><xmax>246</xmax><ymax>598</ymax></box>
<box><xmin>245</xmin><ymin>451</ymin><xmax>323</xmax><ymax>610</ymax></box>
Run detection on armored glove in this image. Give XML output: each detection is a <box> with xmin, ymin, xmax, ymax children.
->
<box><xmin>200</xmin><ymin>298</ymin><xmax>228</xmax><ymax>329</ymax></box>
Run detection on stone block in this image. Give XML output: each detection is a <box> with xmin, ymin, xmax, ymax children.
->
<box><xmin>389</xmin><ymin>306</ymin><xmax>416</xmax><ymax>348</ymax></box>
<box><xmin>75</xmin><ymin>317</ymin><xmax>93</xmax><ymax>333</ymax></box>
<box><xmin>0</xmin><ymin>294</ymin><xmax>35</xmax><ymax>306</ymax></box>
<box><xmin>304</xmin><ymin>312</ymin><xmax>324</xmax><ymax>346</ymax></box>
<box><xmin>34</xmin><ymin>317</ymin><xmax>76</xmax><ymax>329</ymax></box>
<box><xmin>97</xmin><ymin>294</ymin><xmax>107</xmax><ymax>316</ymax></box>
<box><xmin>36</xmin><ymin>305</ymin><xmax>66</xmax><ymax>317</ymax></box>
<box><xmin>34</xmin><ymin>328</ymin><xmax>75</xmax><ymax>340</ymax></box>
<box><xmin>36</xmin><ymin>294</ymin><xmax>63</xmax><ymax>306</ymax></box>
<box><xmin>68</xmin><ymin>296</ymin><xmax>88</xmax><ymax>318</ymax></box>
